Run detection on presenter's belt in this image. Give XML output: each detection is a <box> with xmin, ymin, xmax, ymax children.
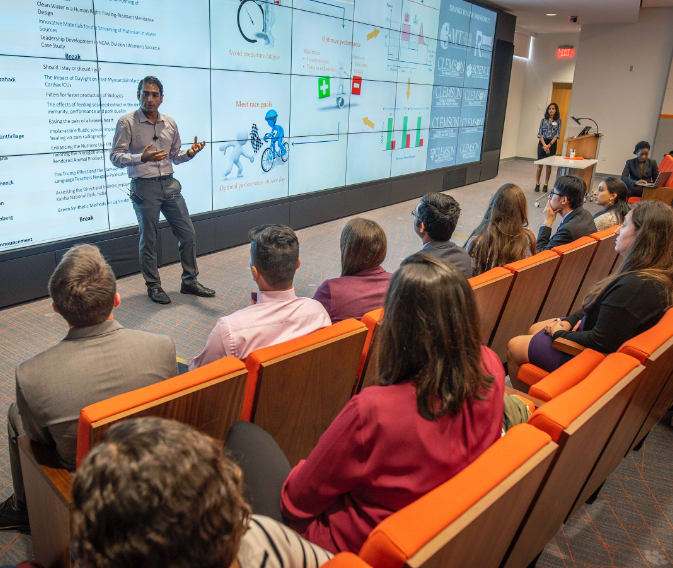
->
<box><xmin>134</xmin><ymin>174</ymin><xmax>174</xmax><ymax>182</ymax></box>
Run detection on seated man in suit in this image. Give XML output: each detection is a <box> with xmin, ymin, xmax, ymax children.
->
<box><xmin>536</xmin><ymin>175</ymin><xmax>597</xmax><ymax>252</ymax></box>
<box><xmin>0</xmin><ymin>244</ymin><xmax>177</xmax><ymax>531</ymax></box>
<box><xmin>412</xmin><ymin>192</ymin><xmax>472</xmax><ymax>277</ymax></box>
<box><xmin>189</xmin><ymin>224</ymin><xmax>331</xmax><ymax>368</ymax></box>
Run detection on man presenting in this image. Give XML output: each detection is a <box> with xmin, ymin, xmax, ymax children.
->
<box><xmin>111</xmin><ymin>76</ymin><xmax>215</xmax><ymax>304</ymax></box>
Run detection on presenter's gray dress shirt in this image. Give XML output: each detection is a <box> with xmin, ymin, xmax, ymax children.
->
<box><xmin>110</xmin><ymin>109</ymin><xmax>193</xmax><ymax>179</ymax></box>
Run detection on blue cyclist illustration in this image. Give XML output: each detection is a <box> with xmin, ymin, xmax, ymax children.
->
<box><xmin>263</xmin><ymin>109</ymin><xmax>286</xmax><ymax>159</ymax></box>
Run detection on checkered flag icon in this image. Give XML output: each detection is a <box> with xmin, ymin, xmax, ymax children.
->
<box><xmin>250</xmin><ymin>123</ymin><xmax>263</xmax><ymax>153</ymax></box>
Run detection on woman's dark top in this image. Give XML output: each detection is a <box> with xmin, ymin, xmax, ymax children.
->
<box><xmin>553</xmin><ymin>272</ymin><xmax>669</xmax><ymax>353</ymax></box>
<box><xmin>621</xmin><ymin>157</ymin><xmax>659</xmax><ymax>197</ymax></box>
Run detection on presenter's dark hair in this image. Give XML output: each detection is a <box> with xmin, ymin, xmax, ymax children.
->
<box><xmin>634</xmin><ymin>141</ymin><xmax>650</xmax><ymax>155</ymax></box>
<box><xmin>48</xmin><ymin>244</ymin><xmax>116</xmax><ymax>328</ymax></box>
<box><xmin>249</xmin><ymin>224</ymin><xmax>299</xmax><ymax>289</ymax></box>
<box><xmin>597</xmin><ymin>177</ymin><xmax>630</xmax><ymax>224</ymax></box>
<box><xmin>544</xmin><ymin>102</ymin><xmax>560</xmax><ymax>120</ymax></box>
<box><xmin>137</xmin><ymin>75</ymin><xmax>163</xmax><ymax>95</ymax></box>
<box><xmin>415</xmin><ymin>192</ymin><xmax>461</xmax><ymax>241</ymax></box>
<box><xmin>377</xmin><ymin>254</ymin><xmax>493</xmax><ymax>420</ymax></box>
<box><xmin>71</xmin><ymin>417</ymin><xmax>251</xmax><ymax>568</ymax></box>
<box><xmin>340</xmin><ymin>218</ymin><xmax>387</xmax><ymax>277</ymax></box>
<box><xmin>553</xmin><ymin>175</ymin><xmax>585</xmax><ymax>209</ymax></box>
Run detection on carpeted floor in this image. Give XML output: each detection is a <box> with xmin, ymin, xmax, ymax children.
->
<box><xmin>0</xmin><ymin>158</ymin><xmax>670</xmax><ymax>566</ymax></box>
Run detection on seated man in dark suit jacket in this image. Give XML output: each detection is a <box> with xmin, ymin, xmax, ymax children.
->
<box><xmin>536</xmin><ymin>175</ymin><xmax>597</xmax><ymax>252</ymax></box>
<box><xmin>412</xmin><ymin>192</ymin><xmax>472</xmax><ymax>277</ymax></box>
<box><xmin>0</xmin><ymin>244</ymin><xmax>177</xmax><ymax>531</ymax></box>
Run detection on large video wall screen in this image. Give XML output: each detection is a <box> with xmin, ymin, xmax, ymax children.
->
<box><xmin>0</xmin><ymin>0</ymin><xmax>496</xmax><ymax>252</ymax></box>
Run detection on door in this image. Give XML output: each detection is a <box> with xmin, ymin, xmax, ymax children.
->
<box><xmin>551</xmin><ymin>82</ymin><xmax>573</xmax><ymax>155</ymax></box>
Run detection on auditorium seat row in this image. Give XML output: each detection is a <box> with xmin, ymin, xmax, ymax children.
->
<box><xmin>21</xmin><ymin>224</ymin><xmax>673</xmax><ymax>568</ymax></box>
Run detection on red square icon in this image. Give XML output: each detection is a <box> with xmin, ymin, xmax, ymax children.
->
<box><xmin>351</xmin><ymin>76</ymin><xmax>362</xmax><ymax>95</ymax></box>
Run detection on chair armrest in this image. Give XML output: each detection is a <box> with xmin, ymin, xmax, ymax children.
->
<box><xmin>552</xmin><ymin>337</ymin><xmax>586</xmax><ymax>356</ymax></box>
<box><xmin>505</xmin><ymin>386</ymin><xmax>546</xmax><ymax>410</ymax></box>
<box><xmin>19</xmin><ymin>436</ymin><xmax>72</xmax><ymax>568</ymax></box>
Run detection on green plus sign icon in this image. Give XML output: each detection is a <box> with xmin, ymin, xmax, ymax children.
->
<box><xmin>317</xmin><ymin>76</ymin><xmax>330</xmax><ymax>99</ymax></box>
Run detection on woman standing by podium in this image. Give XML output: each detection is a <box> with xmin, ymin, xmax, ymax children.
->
<box><xmin>534</xmin><ymin>103</ymin><xmax>561</xmax><ymax>193</ymax></box>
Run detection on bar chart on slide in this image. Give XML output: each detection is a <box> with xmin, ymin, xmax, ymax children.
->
<box><xmin>385</xmin><ymin>116</ymin><xmax>424</xmax><ymax>150</ymax></box>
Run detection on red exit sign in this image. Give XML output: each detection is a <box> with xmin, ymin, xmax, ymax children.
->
<box><xmin>557</xmin><ymin>46</ymin><xmax>575</xmax><ymax>59</ymax></box>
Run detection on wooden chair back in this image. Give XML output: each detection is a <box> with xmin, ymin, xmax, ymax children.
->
<box><xmin>244</xmin><ymin>319</ymin><xmax>368</xmax><ymax>465</ymax></box>
<box><xmin>357</xmin><ymin>308</ymin><xmax>384</xmax><ymax>392</ymax></box>
<box><xmin>489</xmin><ymin>251</ymin><xmax>561</xmax><ymax>360</ymax></box>
<box><xmin>20</xmin><ymin>357</ymin><xmax>248</xmax><ymax>568</ymax></box>
<box><xmin>468</xmin><ymin>267</ymin><xmax>514</xmax><ymax>345</ymax></box>
<box><xmin>569</xmin><ymin>227</ymin><xmax>620</xmax><ymax>314</ymax></box>
<box><xmin>642</xmin><ymin>185</ymin><xmax>673</xmax><ymax>203</ymax></box>
<box><xmin>359</xmin><ymin>425</ymin><xmax>556</xmax><ymax>568</ymax></box>
<box><xmin>537</xmin><ymin>237</ymin><xmax>597</xmax><ymax>321</ymax></box>
<box><xmin>503</xmin><ymin>353</ymin><xmax>643</xmax><ymax>568</ymax></box>
<box><xmin>566</xmin><ymin>309</ymin><xmax>673</xmax><ymax>517</ymax></box>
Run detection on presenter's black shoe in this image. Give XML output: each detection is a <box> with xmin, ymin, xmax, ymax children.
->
<box><xmin>0</xmin><ymin>496</ymin><xmax>30</xmax><ymax>532</ymax></box>
<box><xmin>534</xmin><ymin>184</ymin><xmax>540</xmax><ymax>192</ymax></box>
<box><xmin>181</xmin><ymin>281</ymin><xmax>216</xmax><ymax>298</ymax></box>
<box><xmin>148</xmin><ymin>286</ymin><xmax>172</xmax><ymax>304</ymax></box>
<box><xmin>543</xmin><ymin>184</ymin><xmax>549</xmax><ymax>193</ymax></box>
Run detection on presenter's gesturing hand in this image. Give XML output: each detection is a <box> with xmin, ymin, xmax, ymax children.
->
<box><xmin>141</xmin><ymin>144</ymin><xmax>168</xmax><ymax>163</ymax></box>
<box><xmin>188</xmin><ymin>136</ymin><xmax>206</xmax><ymax>158</ymax></box>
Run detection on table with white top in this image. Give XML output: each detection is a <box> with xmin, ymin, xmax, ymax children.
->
<box><xmin>533</xmin><ymin>155</ymin><xmax>599</xmax><ymax>206</ymax></box>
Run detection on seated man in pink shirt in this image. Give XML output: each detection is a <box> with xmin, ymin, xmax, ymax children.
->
<box><xmin>190</xmin><ymin>224</ymin><xmax>331</xmax><ymax>368</ymax></box>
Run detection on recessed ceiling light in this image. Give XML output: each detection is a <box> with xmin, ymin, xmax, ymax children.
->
<box><xmin>546</xmin><ymin>13</ymin><xmax>557</xmax><ymax>16</ymax></box>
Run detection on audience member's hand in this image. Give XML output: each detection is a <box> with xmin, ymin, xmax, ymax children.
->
<box><xmin>635</xmin><ymin>179</ymin><xmax>647</xmax><ymax>186</ymax></box>
<box><xmin>545</xmin><ymin>318</ymin><xmax>571</xmax><ymax>336</ymax></box>
<box><xmin>543</xmin><ymin>200</ymin><xmax>557</xmax><ymax>226</ymax></box>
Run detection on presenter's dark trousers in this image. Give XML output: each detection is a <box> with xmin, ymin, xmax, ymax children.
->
<box><xmin>225</xmin><ymin>421</ymin><xmax>292</xmax><ymax>522</ymax></box>
<box><xmin>131</xmin><ymin>175</ymin><xmax>198</xmax><ymax>288</ymax></box>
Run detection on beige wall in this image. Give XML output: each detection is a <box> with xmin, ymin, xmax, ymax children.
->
<box><xmin>501</xmin><ymin>33</ymin><xmax>579</xmax><ymax>160</ymax></box>
<box><xmin>567</xmin><ymin>8</ymin><xmax>673</xmax><ymax>174</ymax></box>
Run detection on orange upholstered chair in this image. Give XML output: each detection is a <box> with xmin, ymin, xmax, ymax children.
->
<box><xmin>537</xmin><ymin>237</ymin><xmax>597</xmax><ymax>321</ymax></box>
<box><xmin>242</xmin><ymin>319</ymin><xmax>368</xmax><ymax>465</ymax></box>
<box><xmin>359</xmin><ymin>424</ymin><xmax>556</xmax><ymax>568</ymax></box>
<box><xmin>566</xmin><ymin>309</ymin><xmax>673</xmax><ymax>514</ymax></box>
<box><xmin>525</xmin><ymin>348</ymin><xmax>605</xmax><ymax>401</ymax></box>
<box><xmin>323</xmin><ymin>553</ymin><xmax>373</xmax><ymax>567</ymax></box>
<box><xmin>503</xmin><ymin>353</ymin><xmax>643</xmax><ymax>568</ymax></box>
<box><xmin>18</xmin><ymin>357</ymin><xmax>248</xmax><ymax>568</ymax></box>
<box><xmin>569</xmin><ymin>226</ymin><xmax>620</xmax><ymax>314</ymax></box>
<box><xmin>468</xmin><ymin>267</ymin><xmax>514</xmax><ymax>345</ymax></box>
<box><xmin>489</xmin><ymin>251</ymin><xmax>561</xmax><ymax>360</ymax></box>
<box><xmin>358</xmin><ymin>308</ymin><xmax>384</xmax><ymax>392</ymax></box>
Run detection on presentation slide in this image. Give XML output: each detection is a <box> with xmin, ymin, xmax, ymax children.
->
<box><xmin>0</xmin><ymin>0</ymin><xmax>496</xmax><ymax>252</ymax></box>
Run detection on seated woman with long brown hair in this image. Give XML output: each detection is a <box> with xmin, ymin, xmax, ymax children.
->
<box><xmin>507</xmin><ymin>200</ymin><xmax>673</xmax><ymax>385</ymax></box>
<box><xmin>465</xmin><ymin>183</ymin><xmax>536</xmax><ymax>275</ymax></box>
<box><xmin>224</xmin><ymin>255</ymin><xmax>519</xmax><ymax>554</ymax></box>
<box><xmin>313</xmin><ymin>217</ymin><xmax>392</xmax><ymax>322</ymax></box>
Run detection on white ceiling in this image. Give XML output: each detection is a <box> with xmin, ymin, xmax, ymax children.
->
<box><xmin>490</xmin><ymin>0</ymin><xmax>673</xmax><ymax>34</ymax></box>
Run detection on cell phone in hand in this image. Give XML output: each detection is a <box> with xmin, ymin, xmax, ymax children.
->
<box><xmin>250</xmin><ymin>291</ymin><xmax>257</xmax><ymax>304</ymax></box>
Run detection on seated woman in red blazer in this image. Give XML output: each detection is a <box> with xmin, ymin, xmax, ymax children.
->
<box><xmin>282</xmin><ymin>255</ymin><xmax>506</xmax><ymax>552</ymax></box>
<box><xmin>313</xmin><ymin>217</ymin><xmax>392</xmax><ymax>322</ymax></box>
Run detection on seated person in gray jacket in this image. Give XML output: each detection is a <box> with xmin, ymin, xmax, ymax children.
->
<box><xmin>0</xmin><ymin>244</ymin><xmax>177</xmax><ymax>531</ymax></box>
<box><xmin>412</xmin><ymin>192</ymin><xmax>472</xmax><ymax>277</ymax></box>
<box><xmin>536</xmin><ymin>175</ymin><xmax>597</xmax><ymax>252</ymax></box>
